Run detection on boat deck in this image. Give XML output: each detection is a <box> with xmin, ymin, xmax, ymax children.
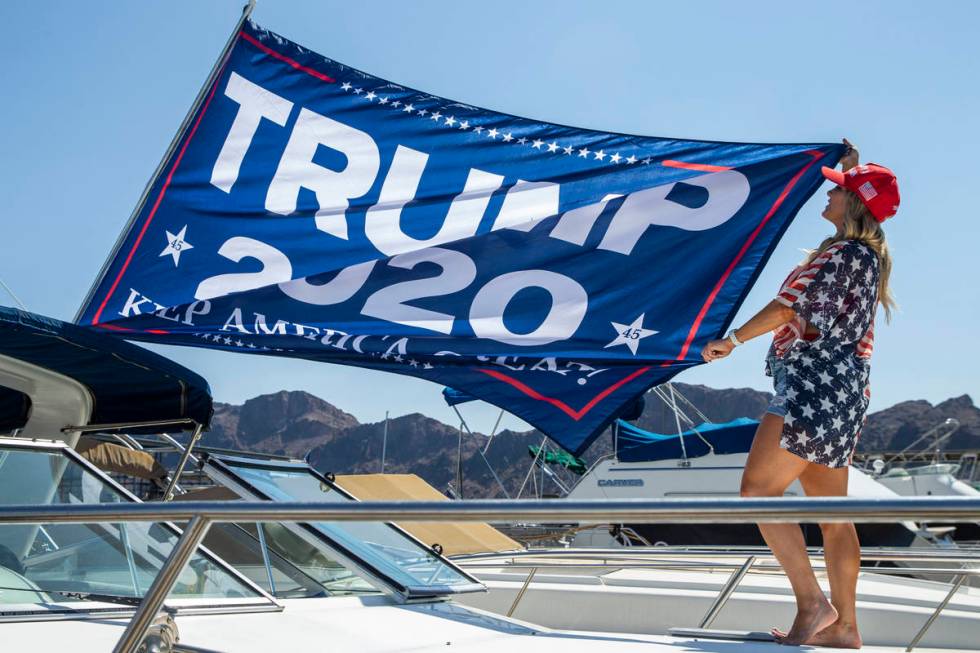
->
<box><xmin>0</xmin><ymin>596</ymin><xmax>965</xmax><ymax>652</ymax></box>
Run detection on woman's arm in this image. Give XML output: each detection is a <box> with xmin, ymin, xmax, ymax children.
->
<box><xmin>700</xmin><ymin>300</ymin><xmax>796</xmax><ymax>362</ymax></box>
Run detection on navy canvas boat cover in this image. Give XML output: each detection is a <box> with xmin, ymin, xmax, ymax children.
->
<box><xmin>0</xmin><ymin>307</ymin><xmax>212</xmax><ymax>430</ymax></box>
<box><xmin>442</xmin><ymin>387</ymin><xmax>478</xmax><ymax>407</ymax></box>
<box><xmin>616</xmin><ymin>417</ymin><xmax>759</xmax><ymax>462</ymax></box>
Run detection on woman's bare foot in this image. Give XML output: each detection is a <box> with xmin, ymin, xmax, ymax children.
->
<box><xmin>771</xmin><ymin>621</ymin><xmax>861</xmax><ymax>649</ymax></box>
<box><xmin>772</xmin><ymin>599</ymin><xmax>838</xmax><ymax>646</ymax></box>
<box><xmin>806</xmin><ymin>622</ymin><xmax>862</xmax><ymax>649</ymax></box>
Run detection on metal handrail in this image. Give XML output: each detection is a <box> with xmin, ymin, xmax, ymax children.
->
<box><xmin>453</xmin><ymin>545</ymin><xmax>980</xmax><ymax>565</ymax></box>
<box><xmin>456</xmin><ymin>561</ymin><xmax>980</xmax><ymax>575</ymax></box>
<box><xmin>3</xmin><ymin>496</ymin><xmax>980</xmax><ymax>653</ymax></box>
<box><xmin>3</xmin><ymin>496</ymin><xmax>980</xmax><ymax>525</ymax></box>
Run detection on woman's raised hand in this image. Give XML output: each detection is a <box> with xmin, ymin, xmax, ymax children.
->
<box><xmin>841</xmin><ymin>138</ymin><xmax>859</xmax><ymax>170</ymax></box>
<box><xmin>701</xmin><ymin>338</ymin><xmax>734</xmax><ymax>362</ymax></box>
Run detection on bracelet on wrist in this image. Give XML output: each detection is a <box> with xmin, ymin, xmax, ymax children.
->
<box><xmin>726</xmin><ymin>329</ymin><xmax>743</xmax><ymax>347</ymax></box>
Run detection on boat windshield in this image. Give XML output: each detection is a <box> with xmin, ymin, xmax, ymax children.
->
<box><xmin>205</xmin><ymin>455</ymin><xmax>483</xmax><ymax>597</ymax></box>
<box><xmin>0</xmin><ymin>443</ymin><xmax>268</xmax><ymax>609</ymax></box>
<box><xmin>200</xmin><ymin>521</ymin><xmax>378</xmax><ymax>597</ymax></box>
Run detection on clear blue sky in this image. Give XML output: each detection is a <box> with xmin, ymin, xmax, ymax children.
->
<box><xmin>1</xmin><ymin>1</ymin><xmax>977</xmax><ymax>433</ymax></box>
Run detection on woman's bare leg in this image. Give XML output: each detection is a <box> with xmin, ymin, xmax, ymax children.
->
<box><xmin>741</xmin><ymin>414</ymin><xmax>837</xmax><ymax>644</ymax></box>
<box><xmin>797</xmin><ymin>464</ymin><xmax>863</xmax><ymax>648</ymax></box>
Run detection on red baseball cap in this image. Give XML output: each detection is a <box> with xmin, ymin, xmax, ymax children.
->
<box><xmin>821</xmin><ymin>163</ymin><xmax>900</xmax><ymax>222</ymax></box>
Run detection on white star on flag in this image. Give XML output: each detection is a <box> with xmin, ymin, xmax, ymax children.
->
<box><xmin>547</xmin><ymin>142</ymin><xmax>558</xmax><ymax>152</ymax></box>
<box><xmin>604</xmin><ymin>313</ymin><xmax>658</xmax><ymax>355</ymax></box>
<box><xmin>160</xmin><ymin>225</ymin><xmax>193</xmax><ymax>266</ymax></box>
<box><xmin>340</xmin><ymin>82</ymin><xmax>351</xmax><ymax>91</ymax></box>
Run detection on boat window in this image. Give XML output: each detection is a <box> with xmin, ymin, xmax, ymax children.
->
<box><xmin>200</xmin><ymin>522</ymin><xmax>376</xmax><ymax>597</ymax></box>
<box><xmin>206</xmin><ymin>456</ymin><xmax>482</xmax><ymax>596</ymax></box>
<box><xmin>0</xmin><ymin>445</ymin><xmax>266</xmax><ymax>608</ymax></box>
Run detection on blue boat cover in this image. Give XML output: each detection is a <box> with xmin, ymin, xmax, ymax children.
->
<box><xmin>75</xmin><ymin>19</ymin><xmax>842</xmax><ymax>456</ymax></box>
<box><xmin>0</xmin><ymin>307</ymin><xmax>212</xmax><ymax>430</ymax></box>
<box><xmin>442</xmin><ymin>387</ymin><xmax>478</xmax><ymax>407</ymax></box>
<box><xmin>616</xmin><ymin>417</ymin><xmax>759</xmax><ymax>462</ymax></box>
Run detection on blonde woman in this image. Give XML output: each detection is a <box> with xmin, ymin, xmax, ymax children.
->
<box><xmin>701</xmin><ymin>140</ymin><xmax>899</xmax><ymax>648</ymax></box>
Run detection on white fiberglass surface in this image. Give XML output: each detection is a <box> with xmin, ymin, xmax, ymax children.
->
<box><xmin>223</xmin><ymin>460</ymin><xmax>476</xmax><ymax>593</ymax></box>
<box><xmin>0</xmin><ymin>446</ymin><xmax>264</xmax><ymax>607</ymax></box>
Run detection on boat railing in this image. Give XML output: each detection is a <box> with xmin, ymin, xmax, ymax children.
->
<box><xmin>3</xmin><ymin>496</ymin><xmax>980</xmax><ymax>653</ymax></box>
<box><xmin>452</xmin><ymin>544</ymin><xmax>980</xmax><ymax>648</ymax></box>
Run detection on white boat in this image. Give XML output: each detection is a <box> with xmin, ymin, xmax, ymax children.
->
<box><xmin>877</xmin><ymin>464</ymin><xmax>980</xmax><ymax>499</ymax></box>
<box><xmin>862</xmin><ymin>420</ymin><xmax>980</xmax><ymax>542</ymax></box>
<box><xmin>0</xmin><ymin>435</ymin><xmax>724</xmax><ymax>653</ymax></box>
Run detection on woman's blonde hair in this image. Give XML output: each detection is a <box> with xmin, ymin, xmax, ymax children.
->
<box><xmin>805</xmin><ymin>189</ymin><xmax>896</xmax><ymax>322</ymax></box>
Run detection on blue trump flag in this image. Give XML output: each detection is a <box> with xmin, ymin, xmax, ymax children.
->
<box><xmin>77</xmin><ymin>18</ymin><xmax>842</xmax><ymax>456</ymax></box>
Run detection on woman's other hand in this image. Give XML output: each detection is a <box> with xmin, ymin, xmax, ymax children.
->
<box><xmin>841</xmin><ymin>138</ymin><xmax>859</xmax><ymax>170</ymax></box>
<box><xmin>701</xmin><ymin>338</ymin><xmax>734</xmax><ymax>362</ymax></box>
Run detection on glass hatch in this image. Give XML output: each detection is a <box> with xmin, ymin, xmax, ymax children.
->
<box><xmin>199</xmin><ymin>521</ymin><xmax>377</xmax><ymax>597</ymax></box>
<box><xmin>0</xmin><ymin>440</ymin><xmax>272</xmax><ymax>612</ymax></box>
<box><xmin>203</xmin><ymin>454</ymin><xmax>484</xmax><ymax>598</ymax></box>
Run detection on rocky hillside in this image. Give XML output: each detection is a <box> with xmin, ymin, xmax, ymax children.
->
<box><xmin>208</xmin><ymin>390</ymin><xmax>359</xmax><ymax>457</ymax></box>
<box><xmin>201</xmin><ymin>384</ymin><xmax>979</xmax><ymax>498</ymax></box>
<box><xmin>860</xmin><ymin>395</ymin><xmax>979</xmax><ymax>452</ymax></box>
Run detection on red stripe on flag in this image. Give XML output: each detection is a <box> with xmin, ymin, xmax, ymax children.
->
<box><xmin>477</xmin><ymin>366</ymin><xmax>651</xmax><ymax>421</ymax></box>
<box><xmin>239</xmin><ymin>31</ymin><xmax>335</xmax><ymax>83</ymax></box>
<box><xmin>662</xmin><ymin>160</ymin><xmax>732</xmax><ymax>172</ymax></box>
<box><xmin>673</xmin><ymin>150</ymin><xmax>825</xmax><ymax>361</ymax></box>
<box><xmin>92</xmin><ymin>54</ymin><xmax>234</xmax><ymax>324</ymax></box>
<box><xmin>96</xmin><ymin>323</ymin><xmax>137</xmax><ymax>332</ymax></box>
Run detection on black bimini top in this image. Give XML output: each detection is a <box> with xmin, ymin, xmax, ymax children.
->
<box><xmin>0</xmin><ymin>307</ymin><xmax>212</xmax><ymax>431</ymax></box>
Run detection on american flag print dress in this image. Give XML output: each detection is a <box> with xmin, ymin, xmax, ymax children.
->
<box><xmin>765</xmin><ymin>240</ymin><xmax>879</xmax><ymax>467</ymax></box>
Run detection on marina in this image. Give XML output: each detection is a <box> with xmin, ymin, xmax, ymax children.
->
<box><xmin>1</xmin><ymin>2</ymin><xmax>978</xmax><ymax>651</ymax></box>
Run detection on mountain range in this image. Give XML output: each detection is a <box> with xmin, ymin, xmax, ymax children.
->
<box><xmin>203</xmin><ymin>384</ymin><xmax>979</xmax><ymax>498</ymax></box>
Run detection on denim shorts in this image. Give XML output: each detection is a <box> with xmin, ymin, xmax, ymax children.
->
<box><xmin>766</xmin><ymin>357</ymin><xmax>790</xmax><ymax>418</ymax></box>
